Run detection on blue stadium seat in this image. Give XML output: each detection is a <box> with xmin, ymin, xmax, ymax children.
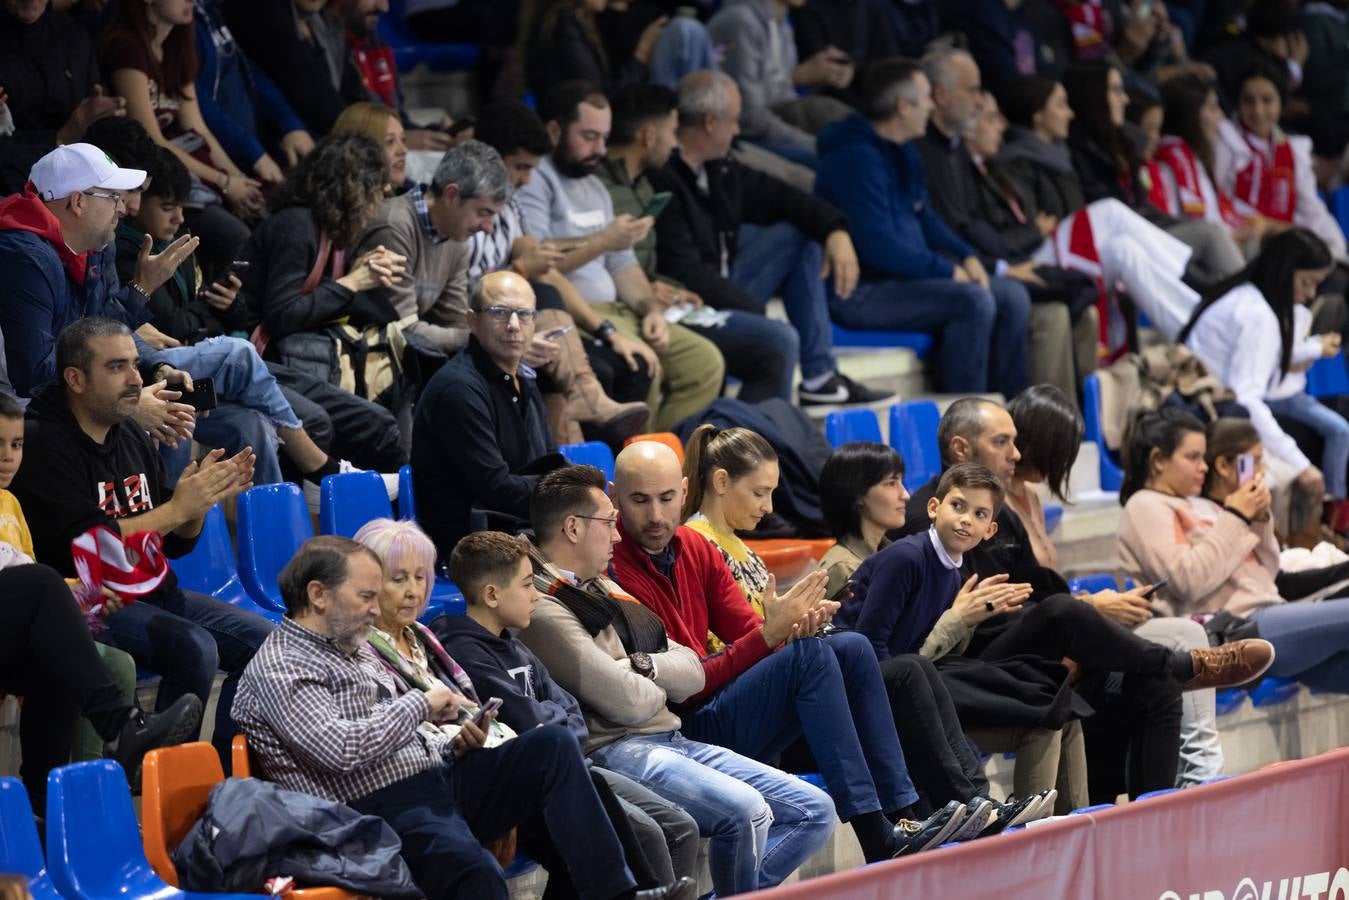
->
<box><xmin>889</xmin><ymin>400</ymin><xmax>941</xmax><ymax>491</ymax></box>
<box><xmin>1249</xmin><ymin>676</ymin><xmax>1300</xmax><ymax>707</ymax></box>
<box><xmin>45</xmin><ymin>760</ymin><xmax>257</xmax><ymax>900</ymax></box>
<box><xmin>1043</xmin><ymin>503</ymin><xmax>1063</xmax><ymax>535</ymax></box>
<box><xmin>796</xmin><ymin>773</ymin><xmax>828</xmax><ymax>791</ymax></box>
<box><xmin>1082</xmin><ymin>374</ymin><xmax>1124</xmax><ymax>491</ymax></box>
<box><xmin>1215</xmin><ymin>688</ymin><xmax>1248</xmax><ymax>715</ymax></box>
<box><xmin>399</xmin><ymin>464</ymin><xmax>416</xmax><ymax>520</ymax></box>
<box><xmin>170</xmin><ymin>505</ymin><xmax>280</xmax><ymax>623</ymax></box>
<box><xmin>560</xmin><ymin>441</ymin><xmax>616</xmax><ymax>481</ymax></box>
<box><xmin>319</xmin><ymin>471</ymin><xmax>396</xmax><ymax>538</ymax></box>
<box><xmin>379</xmin><ymin>0</ymin><xmax>481</xmax><ymax>72</ymax></box>
<box><xmin>824</xmin><ymin>408</ymin><xmax>883</xmax><ymax>447</ymax></box>
<box><xmin>237</xmin><ymin>483</ymin><xmax>312</xmax><ymax>614</ymax></box>
<box><xmin>1306</xmin><ymin>352</ymin><xmax>1349</xmax><ymax>398</ymax></box>
<box><xmin>830</xmin><ymin>325</ymin><xmax>934</xmax><ymax>357</ymax></box>
<box><xmin>1331</xmin><ymin>185</ymin><xmax>1349</xmax><ymax>238</ymax></box>
<box><xmin>1136</xmin><ymin>788</ymin><xmax>1179</xmax><ymax>801</ymax></box>
<box><xmin>0</xmin><ymin>778</ymin><xmax>63</xmax><ymax>900</ymax></box>
<box><xmin>1067</xmin><ymin>573</ymin><xmax>1116</xmax><ymax>594</ymax></box>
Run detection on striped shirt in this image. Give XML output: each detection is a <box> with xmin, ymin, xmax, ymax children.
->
<box><xmin>231</xmin><ymin>618</ymin><xmax>451</xmax><ymax>803</ymax></box>
<box><xmin>467</xmin><ymin>196</ymin><xmax>525</xmax><ymax>279</ymax></box>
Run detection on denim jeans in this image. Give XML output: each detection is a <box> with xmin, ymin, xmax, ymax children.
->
<box><xmin>1268</xmin><ymin>392</ymin><xmax>1349</xmax><ymax>498</ymax></box>
<box><xmin>680</xmin><ymin>632</ymin><xmax>919</xmax><ymax>821</ymax></box>
<box><xmin>829</xmin><ymin>275</ymin><xmax>1031</xmax><ymax>396</ymax></box>
<box><xmin>157</xmin><ymin>337</ymin><xmax>304</xmax><ymax>486</ymax></box>
<box><xmin>684</xmin><ymin>310</ymin><xmax>800</xmax><ymax>402</ymax></box>
<box><xmin>590</xmin><ymin>731</ymin><xmax>835</xmax><ymax>895</ymax></box>
<box><xmin>101</xmin><ymin>587</ymin><xmax>274</xmax><ymax>764</ymax></box>
<box><xmin>648</xmin><ymin>17</ymin><xmax>718</xmax><ymax>87</ymax></box>
<box><xmin>1251</xmin><ymin>599</ymin><xmax>1349</xmax><ymax>692</ymax></box>
<box><xmin>730</xmin><ymin>222</ymin><xmax>837</xmax><ymax>381</ymax></box>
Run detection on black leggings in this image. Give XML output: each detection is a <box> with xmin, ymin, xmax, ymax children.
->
<box><xmin>0</xmin><ymin>564</ymin><xmax>132</xmax><ymax>811</ymax></box>
<box><xmin>976</xmin><ymin>594</ymin><xmax>1183</xmax><ymax>800</ymax></box>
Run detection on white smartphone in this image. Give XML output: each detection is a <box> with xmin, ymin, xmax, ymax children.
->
<box><xmin>1237</xmin><ymin>453</ymin><xmax>1256</xmax><ymax>486</ymax></box>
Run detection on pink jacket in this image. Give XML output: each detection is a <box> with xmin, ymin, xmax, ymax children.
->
<box><xmin>1117</xmin><ymin>490</ymin><xmax>1283</xmax><ymax>618</ymax></box>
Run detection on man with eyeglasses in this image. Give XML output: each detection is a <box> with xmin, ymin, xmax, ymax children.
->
<box><xmin>411</xmin><ymin>269</ymin><xmax>566</xmax><ymax>559</ymax></box>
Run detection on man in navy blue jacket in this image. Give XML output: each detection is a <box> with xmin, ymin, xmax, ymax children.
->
<box><xmin>815</xmin><ymin>58</ymin><xmax>1031</xmax><ymax>397</ymax></box>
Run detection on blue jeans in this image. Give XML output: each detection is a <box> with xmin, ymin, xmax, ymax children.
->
<box><xmin>830</xmin><ymin>275</ymin><xmax>1031</xmax><ymax>396</ymax></box>
<box><xmin>1267</xmin><ymin>392</ymin><xmax>1349</xmax><ymax>498</ymax></box>
<box><xmin>1250</xmin><ymin>599</ymin><xmax>1349</xmax><ymax>692</ymax></box>
<box><xmin>101</xmin><ymin>587</ymin><xmax>274</xmax><ymax>763</ymax></box>
<box><xmin>684</xmin><ymin>310</ymin><xmax>800</xmax><ymax>402</ymax></box>
<box><xmin>648</xmin><ymin>17</ymin><xmax>717</xmax><ymax>87</ymax></box>
<box><xmin>730</xmin><ymin>222</ymin><xmax>837</xmax><ymax>381</ymax></box>
<box><xmin>590</xmin><ymin>731</ymin><xmax>835</xmax><ymax>895</ymax></box>
<box><xmin>158</xmin><ymin>337</ymin><xmax>304</xmax><ymax>486</ymax></box>
<box><xmin>680</xmin><ymin>632</ymin><xmax>919</xmax><ymax>821</ymax></box>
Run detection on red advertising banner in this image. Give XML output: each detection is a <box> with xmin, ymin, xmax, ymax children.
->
<box><xmin>769</xmin><ymin>749</ymin><xmax>1349</xmax><ymax>899</ymax></box>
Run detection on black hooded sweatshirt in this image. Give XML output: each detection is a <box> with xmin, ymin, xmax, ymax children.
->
<box><xmin>11</xmin><ymin>383</ymin><xmax>197</xmax><ymax>602</ymax></box>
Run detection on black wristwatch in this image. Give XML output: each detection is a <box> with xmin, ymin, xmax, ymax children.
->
<box><xmin>629</xmin><ymin>652</ymin><xmax>654</xmax><ymax>678</ymax></box>
<box><xmin>595</xmin><ymin>319</ymin><xmax>617</xmax><ymax>345</ymax></box>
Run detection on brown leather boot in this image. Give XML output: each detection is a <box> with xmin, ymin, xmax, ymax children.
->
<box><xmin>540</xmin><ymin>310</ymin><xmax>648</xmax><ymax>444</ymax></box>
<box><xmin>1183</xmin><ymin>639</ymin><xmax>1276</xmax><ymax>691</ymax></box>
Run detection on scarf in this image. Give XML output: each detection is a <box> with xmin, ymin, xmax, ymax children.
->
<box><xmin>1156</xmin><ymin>136</ymin><xmax>1246</xmax><ymax>229</ymax></box>
<box><xmin>525</xmin><ymin>541</ymin><xmax>669</xmax><ymax>655</ymax></box>
<box><xmin>1058</xmin><ymin>0</ymin><xmax>1110</xmax><ymax>59</ymax></box>
<box><xmin>367</xmin><ymin>621</ymin><xmax>478</xmax><ymax>700</ymax></box>
<box><xmin>1232</xmin><ymin>127</ymin><xmax>1297</xmax><ymax>223</ymax></box>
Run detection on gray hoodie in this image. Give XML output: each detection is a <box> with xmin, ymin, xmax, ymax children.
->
<box><xmin>708</xmin><ymin>0</ymin><xmax>815</xmax><ymax>153</ymax></box>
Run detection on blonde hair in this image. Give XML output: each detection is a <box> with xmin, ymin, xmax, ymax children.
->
<box><xmin>332</xmin><ymin>101</ymin><xmax>399</xmax><ymax>144</ymax></box>
<box><xmin>353</xmin><ymin>518</ymin><xmax>438</xmax><ymax>613</ymax></box>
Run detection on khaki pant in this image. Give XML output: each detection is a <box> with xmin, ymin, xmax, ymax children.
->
<box><xmin>592</xmin><ymin>302</ymin><xmax>725</xmax><ymax>432</ymax></box>
<box><xmin>967</xmin><ymin>720</ymin><xmax>1090</xmax><ymax>814</ymax></box>
<box><xmin>1029</xmin><ymin>304</ymin><xmax>1100</xmax><ymax>402</ymax></box>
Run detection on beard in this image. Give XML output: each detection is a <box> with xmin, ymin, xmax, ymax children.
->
<box><xmin>553</xmin><ymin>148</ymin><xmax>602</xmax><ymax>179</ymax></box>
<box><xmin>329</xmin><ymin>604</ymin><xmax>373</xmax><ymax>653</ymax></box>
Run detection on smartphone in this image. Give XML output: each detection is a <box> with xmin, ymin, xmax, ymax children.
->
<box><xmin>827</xmin><ymin>579</ymin><xmax>854</xmax><ymax>605</ymax></box>
<box><xmin>466</xmin><ymin>698</ymin><xmax>502</xmax><ymax>732</ymax></box>
<box><xmin>639</xmin><ymin>191</ymin><xmax>673</xmax><ymax>220</ymax></box>
<box><xmin>1140</xmin><ymin>579</ymin><xmax>1169</xmax><ymax>600</ymax></box>
<box><xmin>174</xmin><ymin>377</ymin><xmax>218</xmax><ymax>413</ymax></box>
<box><xmin>1237</xmin><ymin>453</ymin><xmax>1256</xmax><ymax>486</ymax></box>
<box><xmin>220</xmin><ymin>259</ymin><xmax>250</xmax><ymax>282</ymax></box>
<box><xmin>543</xmin><ymin>324</ymin><xmax>575</xmax><ymax>340</ymax></box>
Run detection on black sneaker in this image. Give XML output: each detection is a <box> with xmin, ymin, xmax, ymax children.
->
<box><xmin>798</xmin><ymin>372</ymin><xmax>896</xmax><ymax>407</ymax></box>
<box><xmin>977</xmin><ymin>792</ymin><xmax>1048</xmax><ymax>837</ymax></box>
<box><xmin>944</xmin><ymin>796</ymin><xmax>997</xmax><ymax>843</ymax></box>
<box><xmin>106</xmin><ymin>694</ymin><xmax>203</xmax><ymax>783</ymax></box>
<box><xmin>892</xmin><ymin>800</ymin><xmax>966</xmax><ymax>857</ymax></box>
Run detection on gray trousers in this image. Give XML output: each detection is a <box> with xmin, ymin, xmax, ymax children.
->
<box><xmin>1029</xmin><ymin>303</ymin><xmax>1100</xmax><ymax>403</ymax></box>
<box><xmin>595</xmin><ymin>766</ymin><xmax>700</xmax><ymax>899</ymax></box>
<box><xmin>1134</xmin><ymin>616</ymin><xmax>1224</xmax><ymax>787</ymax></box>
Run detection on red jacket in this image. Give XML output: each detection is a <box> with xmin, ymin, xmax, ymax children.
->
<box><xmin>611</xmin><ymin>520</ymin><xmax>771</xmax><ymax>703</ymax></box>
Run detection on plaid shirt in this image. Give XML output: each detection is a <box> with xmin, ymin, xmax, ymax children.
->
<box><xmin>231</xmin><ymin>618</ymin><xmax>452</xmax><ymax>803</ymax></box>
<box><xmin>404</xmin><ymin>182</ymin><xmax>445</xmax><ymax>244</ymax></box>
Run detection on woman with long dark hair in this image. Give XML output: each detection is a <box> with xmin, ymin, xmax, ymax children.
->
<box><xmin>1213</xmin><ymin>61</ymin><xmax>1347</xmax><ymax>260</ymax></box>
<box><xmin>101</xmin><ymin>0</ymin><xmax>261</xmax><ymax>278</ymax></box>
<box><xmin>1009</xmin><ymin>385</ymin><xmax>1225</xmax><ymax>787</ymax></box>
<box><xmin>1118</xmin><ymin>413</ymin><xmax>1349</xmax><ymax>694</ymax></box>
<box><xmin>1178</xmin><ymin>228</ymin><xmax>1343</xmax><ymax>502</ymax></box>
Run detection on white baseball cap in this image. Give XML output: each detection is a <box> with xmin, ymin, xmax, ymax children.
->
<box><xmin>29</xmin><ymin>143</ymin><xmax>147</xmax><ymax>202</ymax></box>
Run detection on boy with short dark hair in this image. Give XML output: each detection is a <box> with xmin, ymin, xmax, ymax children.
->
<box><xmin>436</xmin><ymin>531</ymin><xmax>700</xmax><ymax>899</ymax></box>
<box><xmin>837</xmin><ymin>462</ymin><xmax>1033</xmax><ymax>662</ymax></box>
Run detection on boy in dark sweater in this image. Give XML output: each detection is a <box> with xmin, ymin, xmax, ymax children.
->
<box><xmin>838</xmin><ymin>463</ymin><xmax>1032</xmax><ymax>661</ymax></box>
<box><xmin>434</xmin><ymin>531</ymin><xmax>698</xmax><ymax>899</ymax></box>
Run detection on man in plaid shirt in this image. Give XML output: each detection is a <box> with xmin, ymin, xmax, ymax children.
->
<box><xmin>232</xmin><ymin>535</ymin><xmax>680</xmax><ymax>900</ymax></box>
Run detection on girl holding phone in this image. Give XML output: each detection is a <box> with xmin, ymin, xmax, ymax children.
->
<box><xmin>1118</xmin><ymin>414</ymin><xmax>1349</xmax><ymax>694</ymax></box>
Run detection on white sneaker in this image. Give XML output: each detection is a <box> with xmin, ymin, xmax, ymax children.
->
<box><xmin>302</xmin><ymin>460</ymin><xmax>400</xmax><ymax>515</ymax></box>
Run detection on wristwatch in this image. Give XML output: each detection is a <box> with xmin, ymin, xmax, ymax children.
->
<box><xmin>629</xmin><ymin>652</ymin><xmax>654</xmax><ymax>678</ymax></box>
<box><xmin>595</xmin><ymin>319</ymin><xmax>617</xmax><ymax>345</ymax></box>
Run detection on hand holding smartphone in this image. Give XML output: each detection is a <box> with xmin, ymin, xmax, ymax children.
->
<box><xmin>451</xmin><ymin>697</ymin><xmax>502</xmax><ymax>753</ymax></box>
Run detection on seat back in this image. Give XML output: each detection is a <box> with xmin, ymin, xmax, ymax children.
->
<box><xmin>0</xmin><ymin>777</ymin><xmax>45</xmax><ymax>879</ymax></box>
<box><xmin>1082</xmin><ymin>375</ymin><xmax>1125</xmax><ymax>491</ymax></box>
<box><xmin>319</xmin><ymin>471</ymin><xmax>396</xmax><ymax>538</ymax></box>
<box><xmin>398</xmin><ymin>465</ymin><xmax>415</xmax><ymax>520</ymax></box>
<box><xmin>141</xmin><ymin>743</ymin><xmax>225</xmax><ymax>887</ymax></box>
<box><xmin>46</xmin><ymin>760</ymin><xmax>171</xmax><ymax>899</ymax></box>
<box><xmin>824</xmin><ymin>408</ymin><xmax>882</xmax><ymax>448</ymax></box>
<box><xmin>1331</xmin><ymin>185</ymin><xmax>1349</xmax><ymax>238</ymax></box>
<box><xmin>559</xmin><ymin>441</ymin><xmax>616</xmax><ymax>481</ymax></box>
<box><xmin>1067</xmin><ymin>573</ymin><xmax>1117</xmax><ymax>594</ymax></box>
<box><xmin>1307</xmin><ymin>352</ymin><xmax>1349</xmax><ymax>398</ymax></box>
<box><xmin>888</xmin><ymin>400</ymin><xmax>941</xmax><ymax>491</ymax></box>
<box><xmin>238</xmin><ymin>483</ymin><xmax>313</xmax><ymax>613</ymax></box>
<box><xmin>623</xmin><ymin>431</ymin><xmax>685</xmax><ymax>464</ymax></box>
<box><xmin>170</xmin><ymin>504</ymin><xmax>234</xmax><ymax>595</ymax></box>
<box><xmin>231</xmin><ymin>734</ymin><xmax>254</xmax><ymax>779</ymax></box>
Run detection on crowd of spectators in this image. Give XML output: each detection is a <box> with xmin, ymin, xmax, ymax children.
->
<box><xmin>4</xmin><ymin>0</ymin><xmax>1349</xmax><ymax>895</ymax></box>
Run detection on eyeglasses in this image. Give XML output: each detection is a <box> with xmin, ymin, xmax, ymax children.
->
<box><xmin>479</xmin><ymin>305</ymin><xmax>540</xmax><ymax>323</ymax></box>
<box><xmin>82</xmin><ymin>189</ymin><xmax>124</xmax><ymax>205</ymax></box>
<box><xmin>573</xmin><ymin>514</ymin><xmax>619</xmax><ymax>530</ymax></box>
